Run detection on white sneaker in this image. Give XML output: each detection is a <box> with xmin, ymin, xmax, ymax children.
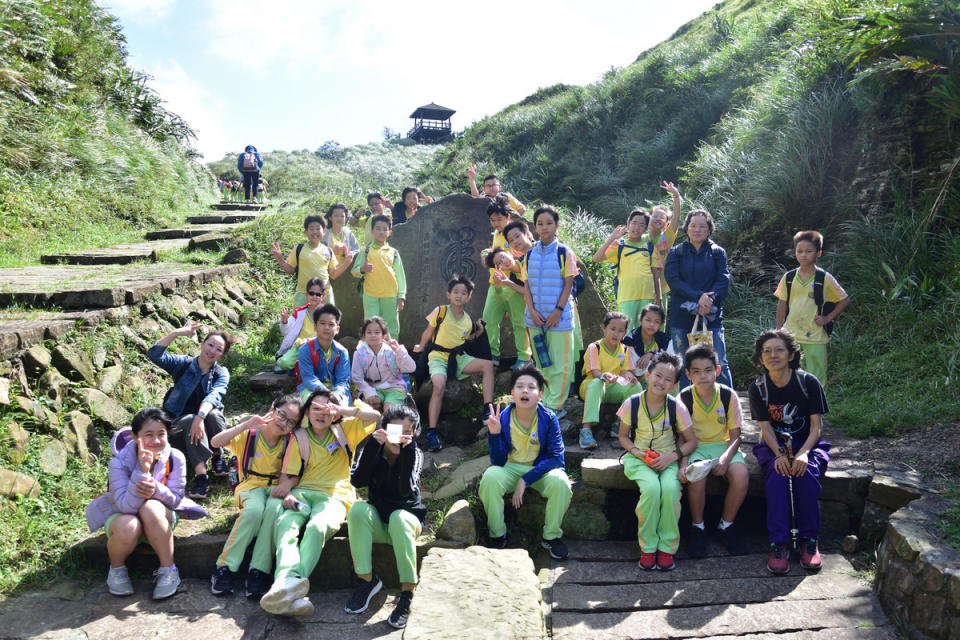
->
<box><xmin>107</xmin><ymin>566</ymin><xmax>134</xmax><ymax>596</ymax></box>
<box><xmin>152</xmin><ymin>565</ymin><xmax>180</xmax><ymax>600</ymax></box>
<box><xmin>260</xmin><ymin>576</ymin><xmax>310</xmax><ymax>614</ymax></box>
<box><xmin>287</xmin><ymin>597</ymin><xmax>314</xmax><ymax>617</ymax></box>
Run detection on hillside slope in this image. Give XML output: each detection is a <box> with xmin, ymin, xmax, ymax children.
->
<box><xmin>0</xmin><ymin>0</ymin><xmax>215</xmax><ymax>267</ymax></box>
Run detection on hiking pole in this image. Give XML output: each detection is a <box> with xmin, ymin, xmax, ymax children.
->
<box><xmin>781</xmin><ymin>433</ymin><xmax>799</xmax><ymax>557</ymax></box>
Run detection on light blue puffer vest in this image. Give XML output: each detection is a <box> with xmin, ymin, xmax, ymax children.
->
<box><xmin>524</xmin><ymin>240</ymin><xmax>574</xmax><ymax>331</ymax></box>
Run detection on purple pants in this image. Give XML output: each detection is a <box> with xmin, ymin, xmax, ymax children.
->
<box><xmin>753</xmin><ymin>440</ymin><xmax>831</xmax><ymax>543</ymax></box>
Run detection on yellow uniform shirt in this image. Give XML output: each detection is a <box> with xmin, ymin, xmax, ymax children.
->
<box><xmin>579</xmin><ymin>340</ymin><xmax>633</xmax><ymax>398</ymax></box>
<box><xmin>774</xmin><ymin>269</ymin><xmax>847</xmax><ymax>344</ymax></box>
<box><xmin>603</xmin><ymin>240</ymin><xmax>655</xmax><ymax>302</ymax></box>
<box><xmin>617</xmin><ymin>391</ymin><xmax>693</xmax><ymax>452</ymax></box>
<box><xmin>227</xmin><ymin>430</ymin><xmax>285</xmax><ymax>495</ymax></box>
<box><xmin>685</xmin><ymin>383</ymin><xmax>742</xmax><ymax>444</ymax></box>
<box><xmin>507</xmin><ymin>410</ymin><xmax>539</xmax><ymax>465</ymax></box>
<box><xmin>354</xmin><ymin>242</ymin><xmax>402</xmax><ymax>298</ymax></box>
<box><xmin>426</xmin><ymin>305</ymin><xmax>472</xmax><ymax>364</ymax></box>
<box><xmin>296</xmin><ymin>314</ymin><xmax>316</xmax><ymax>345</ymax></box>
<box><xmin>643</xmin><ymin>227</ymin><xmax>676</xmax><ymax>295</ymax></box>
<box><xmin>282</xmin><ymin>407</ymin><xmax>377</xmax><ymax>506</ymax></box>
<box><xmin>288</xmin><ymin>243</ymin><xmax>338</xmax><ymax>295</ymax></box>
<box><xmin>487</xmin><ymin>230</ymin><xmax>508</xmax><ymax>284</ymax></box>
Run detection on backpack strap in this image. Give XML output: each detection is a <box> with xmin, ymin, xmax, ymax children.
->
<box><xmin>679</xmin><ymin>388</ymin><xmax>694</xmax><ymax>417</ymax></box>
<box><xmin>240</xmin><ymin>429</ymin><xmax>258</xmax><ymax>480</ymax></box>
<box><xmin>783</xmin><ymin>268</ymin><xmax>798</xmax><ymax>323</ymax></box>
<box><xmin>628</xmin><ymin>395</ymin><xmax>640</xmax><ymax>443</ymax></box>
<box><xmin>159</xmin><ymin>456</ymin><xmax>171</xmax><ymax>486</ymax></box>
<box><xmin>613</xmin><ymin>239</ymin><xmax>625</xmax><ymax>297</ymax></box>
<box><xmin>293</xmin><ymin>429</ymin><xmax>311</xmax><ymax>479</ymax></box>
<box><xmin>666</xmin><ymin>395</ymin><xmax>679</xmax><ymax>443</ymax></box>
<box><xmin>719</xmin><ymin>385</ymin><xmax>733</xmax><ymax>417</ymax></box>
<box><xmin>293</xmin><ymin>243</ymin><xmax>304</xmax><ymax>279</ymax></box>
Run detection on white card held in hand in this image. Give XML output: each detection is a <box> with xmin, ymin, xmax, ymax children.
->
<box><xmin>386</xmin><ymin>423</ymin><xmax>403</xmax><ymax>444</ymax></box>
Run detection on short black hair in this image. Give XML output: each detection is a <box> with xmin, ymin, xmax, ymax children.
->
<box><xmin>379</xmin><ymin>404</ymin><xmax>421</xmax><ymax>437</ymax></box>
<box><xmin>366</xmin><ymin>192</ymin><xmax>383</xmax><ymax>205</ymax></box>
<box><xmin>627</xmin><ymin>208</ymin><xmax>649</xmax><ymax>225</ymax></box>
<box><xmin>533</xmin><ymin>205</ymin><xmax>559</xmax><ymax>225</ymax></box>
<box><xmin>447</xmin><ymin>274</ymin><xmax>475</xmax><ymax>294</ymax></box>
<box><xmin>646</xmin><ymin>351</ymin><xmax>682</xmax><ymax>381</ymax></box>
<box><xmin>325</xmin><ymin>203</ymin><xmax>349</xmax><ymax>223</ymax></box>
<box><xmin>370</xmin><ymin>214</ymin><xmax>392</xmax><ymax>229</ymax></box>
<box><xmin>131</xmin><ymin>406</ymin><xmax>173</xmax><ymax>435</ymax></box>
<box><xmin>486</xmin><ymin>198</ymin><xmax>511</xmax><ymax>218</ymax></box>
<box><xmin>305</xmin><ymin>277</ymin><xmax>327</xmax><ymax>296</ymax></box>
<box><xmin>509</xmin><ymin>362</ymin><xmax>547</xmax><ymax>391</ymax></box>
<box><xmin>303</xmin><ymin>388</ymin><xmax>344</xmax><ymax>425</ymax></box>
<box><xmin>683</xmin><ymin>209</ymin><xmax>715</xmax><ymax>235</ymax></box>
<box><xmin>304</xmin><ymin>214</ymin><xmax>326</xmax><ymax>230</ymax></box>
<box><xmin>639</xmin><ymin>303</ymin><xmax>665</xmax><ymax>325</ymax></box>
<box><xmin>603</xmin><ymin>311</ymin><xmax>630</xmax><ymax>328</ymax></box>
<box><xmin>684</xmin><ymin>344</ymin><xmax>719</xmax><ymax>370</ymax></box>
<box><xmin>751</xmin><ymin>329</ymin><xmax>802</xmax><ymax>370</ymax></box>
<box><xmin>482</xmin><ymin>174</ymin><xmax>498</xmax><ymax>184</ymax></box>
<box><xmin>484</xmin><ymin>246</ymin><xmax>508</xmax><ymax>269</ymax></box>
<box><xmin>313</xmin><ymin>303</ymin><xmax>341</xmax><ymax>325</ymax></box>
<box><xmin>503</xmin><ymin>219</ymin><xmax>529</xmax><ymax>240</ymax></box>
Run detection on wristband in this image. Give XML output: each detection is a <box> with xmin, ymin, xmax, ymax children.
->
<box><xmin>197</xmin><ymin>410</ymin><xmax>207</xmax><ymax>418</ymax></box>
<box><xmin>555</xmin><ymin>305</ymin><xmax>564</xmax><ymax>311</ymax></box>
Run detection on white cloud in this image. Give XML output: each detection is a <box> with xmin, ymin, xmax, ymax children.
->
<box><xmin>145</xmin><ymin>60</ymin><xmax>231</xmax><ymax>160</ymax></box>
<box><xmin>97</xmin><ymin>0</ymin><xmax>177</xmax><ymax>26</ymax></box>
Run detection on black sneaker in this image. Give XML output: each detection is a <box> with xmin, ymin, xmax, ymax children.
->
<box><xmin>480</xmin><ymin>405</ymin><xmax>492</xmax><ymax>426</ymax></box>
<box><xmin>344</xmin><ymin>576</ymin><xmax>382</xmax><ymax>614</ymax></box>
<box><xmin>487</xmin><ymin>534</ymin><xmax>508</xmax><ymax>549</ymax></box>
<box><xmin>718</xmin><ymin>523</ymin><xmax>749</xmax><ymax>556</ymax></box>
<box><xmin>387</xmin><ymin>590</ymin><xmax>413</xmax><ymax>629</ymax></box>
<box><xmin>189</xmin><ymin>474</ymin><xmax>209</xmax><ymax>499</ymax></box>
<box><xmin>541</xmin><ymin>537</ymin><xmax>569</xmax><ymax>560</ymax></box>
<box><xmin>244</xmin><ymin>568</ymin><xmax>272</xmax><ymax>599</ymax></box>
<box><xmin>210</xmin><ymin>565</ymin><xmax>233</xmax><ymax>595</ymax></box>
<box><xmin>688</xmin><ymin>526</ymin><xmax>708</xmax><ymax>558</ymax></box>
<box><xmin>211</xmin><ymin>455</ymin><xmax>230</xmax><ymax>477</ymax></box>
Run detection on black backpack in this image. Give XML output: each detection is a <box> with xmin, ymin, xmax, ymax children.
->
<box><xmin>679</xmin><ymin>385</ymin><xmax>733</xmax><ymax>422</ymax></box>
<box><xmin>783</xmin><ymin>267</ymin><xmax>837</xmax><ymax>336</ymax></box>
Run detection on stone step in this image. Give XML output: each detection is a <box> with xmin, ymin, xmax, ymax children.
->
<box><xmin>249</xmin><ymin>371</ymin><xmax>298</xmax><ymax>391</ymax></box>
<box><xmin>550</xmin><ymin>596</ymin><xmax>891</xmax><ymax>640</ymax></box>
<box><xmin>0</xmin><ymin>310</ymin><xmax>109</xmax><ymax>359</ymax></box>
<box><xmin>211</xmin><ymin>202</ymin><xmax>265</xmax><ymax>211</ymax></box>
<box><xmin>0</xmin><ymin>264</ymin><xmax>240</xmax><ymax>309</ymax></box>
<box><xmin>145</xmin><ymin>224</ymin><xmax>240</xmax><ymax>240</ymax></box>
<box><xmin>185</xmin><ymin>213</ymin><xmax>258</xmax><ymax>224</ymax></box>
<box><xmin>188</xmin><ymin>232</ymin><xmax>231</xmax><ymax>251</ymax></box>
<box><xmin>39</xmin><ymin>239</ymin><xmax>192</xmax><ymax>266</ymax></box>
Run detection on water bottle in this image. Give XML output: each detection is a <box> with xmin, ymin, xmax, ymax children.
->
<box><xmin>532</xmin><ymin>331</ymin><xmax>552</xmax><ymax>368</ymax></box>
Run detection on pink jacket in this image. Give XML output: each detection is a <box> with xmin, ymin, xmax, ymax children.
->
<box><xmin>351</xmin><ymin>340</ymin><xmax>416</xmax><ymax>400</ymax></box>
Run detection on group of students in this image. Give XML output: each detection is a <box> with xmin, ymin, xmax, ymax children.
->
<box><xmin>84</xmin><ymin>170</ymin><xmax>850</xmax><ymax>627</ymax></box>
<box><xmin>219</xmin><ymin>176</ymin><xmax>267</xmax><ymax>203</ymax></box>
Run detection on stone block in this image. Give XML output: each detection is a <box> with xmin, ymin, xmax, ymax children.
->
<box><xmin>63</xmin><ymin>410</ymin><xmax>99</xmax><ymax>460</ymax></box>
<box><xmin>37</xmin><ymin>368</ymin><xmax>70</xmax><ymax>410</ymax></box>
<box><xmin>120</xmin><ymin>324</ymin><xmax>149</xmax><ymax>353</ymax></box>
<box><xmin>97</xmin><ymin>364</ymin><xmax>123</xmax><ymax>395</ymax></box>
<box><xmin>868</xmin><ymin>471</ymin><xmax>929</xmax><ymax>511</ymax></box>
<box><xmin>405</xmin><ymin>546</ymin><xmax>544</xmax><ymax>640</ymax></box>
<box><xmin>38</xmin><ymin>437</ymin><xmax>69</xmax><ymax>476</ymax></box>
<box><xmin>415</xmin><ymin>377</ymin><xmax>480</xmax><ymax>415</ymax></box>
<box><xmin>561</xmin><ymin>502</ymin><xmax>610</xmax><ymax>540</ymax></box>
<box><xmin>581</xmin><ymin>457</ymin><xmax>635</xmax><ymax>491</ymax></box>
<box><xmin>13</xmin><ymin>395</ymin><xmax>55</xmax><ymax>429</ymax></box>
<box><xmin>3</xmin><ymin>420</ymin><xmax>29</xmax><ymax>464</ymax></box>
<box><xmin>211</xmin><ymin>300</ymin><xmax>239</xmax><ymax>325</ymax></box>
<box><xmin>820</xmin><ymin>466</ymin><xmax>872</xmax><ymax>504</ymax></box>
<box><xmin>434</xmin><ymin>456</ymin><xmax>491</xmax><ymax>500</ymax></box>
<box><xmin>819</xmin><ymin>500</ymin><xmax>852</xmax><ymax>535</ymax></box>
<box><xmin>249</xmin><ymin>371</ymin><xmax>297</xmax><ymax>391</ymax></box>
<box><xmin>436</xmin><ymin>499</ymin><xmax>477</xmax><ymax>545</ymax></box>
<box><xmin>21</xmin><ymin>344</ymin><xmax>51</xmax><ymax>378</ymax></box>
<box><xmin>0</xmin><ymin>467</ymin><xmax>40</xmax><ymax>498</ymax></box>
<box><xmin>0</xmin><ymin>377</ymin><xmax>8</xmax><ymax>406</ymax></box>
<box><xmin>79</xmin><ymin>387</ymin><xmax>130</xmax><ymax>429</ymax></box>
<box><xmin>51</xmin><ymin>344</ymin><xmax>97</xmax><ymax>386</ymax></box>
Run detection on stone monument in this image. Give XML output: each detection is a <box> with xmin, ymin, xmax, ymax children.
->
<box><xmin>331</xmin><ymin>193</ymin><xmax>607</xmax><ymax>353</ymax></box>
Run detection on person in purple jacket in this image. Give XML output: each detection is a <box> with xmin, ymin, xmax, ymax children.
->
<box><xmin>86</xmin><ymin>407</ymin><xmax>206</xmax><ymax>600</ymax></box>
<box><xmin>478</xmin><ymin>363</ymin><xmax>572</xmax><ymax>560</ymax></box>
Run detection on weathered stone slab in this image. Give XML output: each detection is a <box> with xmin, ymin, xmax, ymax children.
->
<box><xmin>79</xmin><ymin>387</ymin><xmax>130</xmax><ymax>429</ymax></box>
<box><xmin>211</xmin><ymin>202</ymin><xmax>265</xmax><ymax>211</ymax></box>
<box><xmin>436</xmin><ymin>498</ymin><xmax>478</xmax><ymax>545</ymax></box>
<box><xmin>868</xmin><ymin>470</ymin><xmax>930</xmax><ymax>511</ymax></box>
<box><xmin>555</xmin><ymin>553</ymin><xmax>805</xmax><ymax>584</ymax></box>
<box><xmin>145</xmin><ymin>224</ymin><xmax>239</xmax><ymax>240</ymax></box>
<box><xmin>551</xmin><ymin>596</ymin><xmax>888</xmax><ymax>639</ymax></box>
<box><xmin>21</xmin><ymin>343</ymin><xmax>52</xmax><ymax>377</ymax></box>
<box><xmin>41</xmin><ymin>246</ymin><xmax>158</xmax><ymax>265</ymax></box>
<box><xmin>0</xmin><ymin>467</ymin><xmax>40</xmax><ymax>498</ymax></box>
<box><xmin>186</xmin><ymin>213</ymin><xmax>257</xmax><ymax>224</ymax></box>
<box><xmin>552</xmin><ymin>570</ymin><xmax>871</xmax><ymax>611</ymax></box>
<box><xmin>406</xmin><ymin>546</ymin><xmax>545</xmax><ymax>640</ymax></box>
<box><xmin>0</xmin><ymin>264</ymin><xmax>240</xmax><ymax>309</ymax></box>
<box><xmin>38</xmin><ymin>437</ymin><xmax>69</xmax><ymax>475</ymax></box>
<box><xmin>331</xmin><ymin>193</ymin><xmax>606</xmax><ymax>349</ymax></box>
<box><xmin>52</xmin><ymin>344</ymin><xmax>96</xmax><ymax>385</ymax></box>
<box><xmin>3</xmin><ymin>420</ymin><xmax>29</xmax><ymax>463</ymax></box>
<box><xmin>248</xmin><ymin>371</ymin><xmax>297</xmax><ymax>391</ymax></box>
<box><xmin>189</xmin><ymin>232</ymin><xmax>231</xmax><ymax>251</ymax></box>
<box><xmin>433</xmin><ymin>456</ymin><xmax>491</xmax><ymax>500</ymax></box>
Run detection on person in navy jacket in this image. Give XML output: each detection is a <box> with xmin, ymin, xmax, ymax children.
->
<box><xmin>237</xmin><ymin>144</ymin><xmax>263</xmax><ymax>203</ymax></box>
<box><xmin>478</xmin><ymin>363</ymin><xmax>572</xmax><ymax>560</ymax></box>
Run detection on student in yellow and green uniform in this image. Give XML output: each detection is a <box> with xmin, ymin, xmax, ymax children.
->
<box><xmin>481</xmin><ymin>198</ymin><xmax>531</xmax><ymax>367</ymax></box>
<box><xmin>679</xmin><ymin>344</ymin><xmax>749</xmax><ymax>558</ymax></box>
<box><xmin>210</xmin><ymin>395</ymin><xmax>302</xmax><ymax>598</ymax></box>
<box><xmin>645</xmin><ymin>181</ymin><xmax>684</xmax><ymax>313</ymax></box>
<box><xmin>271</xmin><ymin>215</ymin><xmax>351</xmax><ymax>306</ymax></box>
<box><xmin>258</xmin><ymin>389</ymin><xmax>379</xmax><ymax>617</ymax></box>
<box><xmin>413</xmin><ymin>275</ymin><xmax>495</xmax><ymax>453</ymax></box>
<box><xmin>578</xmin><ymin>312</ymin><xmax>643</xmax><ymax>450</ymax></box>
<box><xmin>617</xmin><ymin>352</ymin><xmax>696</xmax><ymax>572</ymax></box>
<box><xmin>593</xmin><ymin>209</ymin><xmax>653</xmax><ymax>331</ymax></box>
<box><xmin>774</xmin><ymin>230</ymin><xmax>850</xmax><ymax>387</ymax></box>
<box><xmin>352</xmin><ymin>214</ymin><xmax>406</xmax><ymax>340</ymax></box>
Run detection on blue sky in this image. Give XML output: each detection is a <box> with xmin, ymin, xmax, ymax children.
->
<box><xmin>98</xmin><ymin>0</ymin><xmax>719</xmax><ymax>161</ymax></box>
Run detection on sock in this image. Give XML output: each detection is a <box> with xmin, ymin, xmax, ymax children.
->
<box><xmin>718</xmin><ymin>520</ymin><xmax>733</xmax><ymax>530</ymax></box>
<box><xmin>196</xmin><ymin>473</ymin><xmax>208</xmax><ymax>479</ymax></box>
<box><xmin>109</xmin><ymin>565</ymin><xmax>126</xmax><ymax>574</ymax></box>
<box><xmin>692</xmin><ymin>521</ymin><xmax>705</xmax><ymax>530</ymax></box>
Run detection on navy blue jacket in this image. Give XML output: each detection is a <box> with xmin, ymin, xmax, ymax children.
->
<box><xmin>488</xmin><ymin>403</ymin><xmax>565</xmax><ymax>485</ymax></box>
<box><xmin>237</xmin><ymin>145</ymin><xmax>263</xmax><ymax>173</ymax></box>
<box><xmin>664</xmin><ymin>239</ymin><xmax>730</xmax><ymax>331</ymax></box>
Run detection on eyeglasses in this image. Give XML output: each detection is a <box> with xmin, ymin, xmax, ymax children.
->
<box><xmin>307</xmin><ymin>290</ymin><xmax>324</xmax><ymax>297</ymax></box>
<box><xmin>276</xmin><ymin>411</ymin><xmax>296</xmax><ymax>427</ymax></box>
<box><xmin>762</xmin><ymin>347</ymin><xmax>788</xmax><ymax>355</ymax></box>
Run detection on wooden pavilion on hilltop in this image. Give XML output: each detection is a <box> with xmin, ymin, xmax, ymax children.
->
<box><xmin>407</xmin><ymin>102</ymin><xmax>455</xmax><ymax>144</ymax></box>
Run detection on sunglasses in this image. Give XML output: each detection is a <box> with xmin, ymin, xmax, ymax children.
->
<box><xmin>307</xmin><ymin>290</ymin><xmax>324</xmax><ymax>297</ymax></box>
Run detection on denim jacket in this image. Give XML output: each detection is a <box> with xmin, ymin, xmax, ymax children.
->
<box><xmin>147</xmin><ymin>344</ymin><xmax>229</xmax><ymax>418</ymax></box>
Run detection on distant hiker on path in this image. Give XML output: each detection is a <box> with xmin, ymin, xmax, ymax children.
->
<box><xmin>237</xmin><ymin>144</ymin><xmax>264</xmax><ymax>204</ymax></box>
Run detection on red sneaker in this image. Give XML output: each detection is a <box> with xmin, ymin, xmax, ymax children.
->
<box><xmin>656</xmin><ymin>551</ymin><xmax>676</xmax><ymax>571</ymax></box>
<box><xmin>768</xmin><ymin>542</ymin><xmax>789</xmax><ymax>575</ymax></box>
<box><xmin>800</xmin><ymin>538</ymin><xmax>822</xmax><ymax>571</ymax></box>
<box><xmin>638</xmin><ymin>552</ymin><xmax>657</xmax><ymax>571</ymax></box>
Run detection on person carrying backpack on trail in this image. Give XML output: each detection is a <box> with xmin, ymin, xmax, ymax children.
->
<box><xmin>237</xmin><ymin>144</ymin><xmax>263</xmax><ymax>204</ymax></box>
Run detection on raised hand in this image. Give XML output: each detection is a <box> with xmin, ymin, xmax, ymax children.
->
<box><xmin>660</xmin><ymin>181</ymin><xmax>680</xmax><ymax>198</ymax></box>
<box><xmin>280</xmin><ymin>306</ymin><xmax>290</xmax><ymax>324</ymax></box>
<box><xmin>137</xmin><ymin>440</ymin><xmax>155</xmax><ymax>474</ymax></box>
<box><xmin>271</xmin><ymin>242</ymin><xmax>284</xmax><ymax>261</ymax></box>
<box><xmin>384</xmin><ymin>337</ymin><xmax>401</xmax><ymax>351</ymax></box>
<box><xmin>182</xmin><ymin>320</ymin><xmax>203</xmax><ymax>338</ymax></box>
<box><xmin>486</xmin><ymin>403</ymin><xmax>502</xmax><ymax>434</ymax></box>
<box><xmin>608</xmin><ymin>225</ymin><xmax>627</xmax><ymax>241</ymax></box>
<box><xmin>467</xmin><ymin>163</ymin><xmax>477</xmax><ymax>181</ymax></box>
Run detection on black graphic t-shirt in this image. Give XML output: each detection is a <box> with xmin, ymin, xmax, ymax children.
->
<box><xmin>748</xmin><ymin>370</ymin><xmax>828</xmax><ymax>449</ymax></box>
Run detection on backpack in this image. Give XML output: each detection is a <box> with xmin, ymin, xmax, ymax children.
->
<box><xmin>618</xmin><ymin>394</ymin><xmax>679</xmax><ymax>463</ymax></box>
<box><xmin>525</xmin><ymin>243</ymin><xmax>586</xmax><ymax>301</ymax></box>
<box><xmin>679</xmin><ymin>385</ymin><xmax>733</xmax><ymax>423</ymax></box>
<box><xmin>292</xmin><ymin>243</ymin><xmax>306</xmax><ymax>282</ymax></box>
<box><xmin>229</xmin><ymin>429</ymin><xmax>295</xmax><ymax>492</ymax></box>
<box><xmin>612</xmin><ymin>240</ymin><xmax>651</xmax><ymax>299</ymax></box>
<box><xmin>242</xmin><ymin>151</ymin><xmax>258</xmax><ymax>171</ymax></box>
<box><xmin>294</xmin><ymin>338</ymin><xmax>341</xmax><ymax>387</ymax></box>
<box><xmin>753</xmin><ymin>369</ymin><xmax>811</xmax><ymax>408</ymax></box>
<box><xmin>783</xmin><ymin>267</ymin><xmax>837</xmax><ymax>336</ymax></box>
